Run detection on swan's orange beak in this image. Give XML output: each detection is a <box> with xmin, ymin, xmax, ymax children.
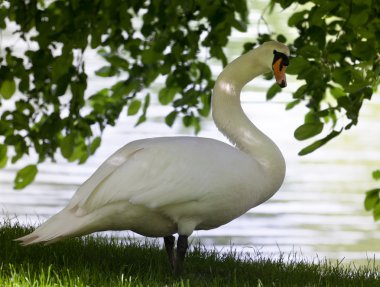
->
<box><xmin>273</xmin><ymin>58</ymin><xmax>287</xmax><ymax>88</ymax></box>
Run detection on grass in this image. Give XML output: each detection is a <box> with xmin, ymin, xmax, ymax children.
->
<box><xmin>0</xmin><ymin>222</ymin><xmax>379</xmax><ymax>286</ymax></box>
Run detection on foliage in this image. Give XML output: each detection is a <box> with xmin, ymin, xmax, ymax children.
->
<box><xmin>0</xmin><ymin>0</ymin><xmax>247</xmax><ymax>187</ymax></box>
<box><xmin>0</xmin><ymin>0</ymin><xmax>379</xmax><ymax>195</ymax></box>
<box><xmin>266</xmin><ymin>0</ymin><xmax>379</xmax><ymax>220</ymax></box>
<box><xmin>1</xmin><ymin>222</ymin><xmax>380</xmax><ymax>286</ymax></box>
<box><xmin>364</xmin><ymin>170</ymin><xmax>380</xmax><ymax>221</ymax></box>
<box><xmin>265</xmin><ymin>0</ymin><xmax>379</xmax><ymax>155</ymax></box>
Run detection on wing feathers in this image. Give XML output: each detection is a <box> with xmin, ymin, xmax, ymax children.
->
<box><xmin>66</xmin><ymin>138</ymin><xmax>249</xmax><ymax>216</ymax></box>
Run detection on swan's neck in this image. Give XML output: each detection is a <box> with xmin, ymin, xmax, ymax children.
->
<box><xmin>212</xmin><ymin>49</ymin><xmax>285</xmax><ymax>189</ymax></box>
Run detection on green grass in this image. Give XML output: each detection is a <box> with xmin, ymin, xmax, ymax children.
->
<box><xmin>0</xmin><ymin>222</ymin><xmax>379</xmax><ymax>286</ymax></box>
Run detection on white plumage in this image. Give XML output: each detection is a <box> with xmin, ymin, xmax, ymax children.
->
<box><xmin>17</xmin><ymin>41</ymin><xmax>290</xmax><ymax>273</ymax></box>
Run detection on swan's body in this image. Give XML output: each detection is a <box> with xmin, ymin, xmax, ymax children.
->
<box><xmin>21</xmin><ymin>137</ymin><xmax>281</xmax><ymax>241</ymax></box>
<box><xmin>18</xmin><ymin>41</ymin><xmax>290</xmax><ymax>274</ymax></box>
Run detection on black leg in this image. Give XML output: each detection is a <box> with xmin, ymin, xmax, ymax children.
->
<box><xmin>164</xmin><ymin>235</ymin><xmax>175</xmax><ymax>271</ymax></box>
<box><xmin>174</xmin><ymin>235</ymin><xmax>188</xmax><ymax>276</ymax></box>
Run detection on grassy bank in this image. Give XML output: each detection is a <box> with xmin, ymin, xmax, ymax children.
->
<box><xmin>0</xmin><ymin>222</ymin><xmax>379</xmax><ymax>286</ymax></box>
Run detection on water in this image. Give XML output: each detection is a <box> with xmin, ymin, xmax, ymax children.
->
<box><xmin>1</xmin><ymin>1</ymin><xmax>380</xmax><ymax>265</ymax></box>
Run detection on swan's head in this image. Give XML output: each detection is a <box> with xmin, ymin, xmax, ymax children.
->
<box><xmin>258</xmin><ymin>41</ymin><xmax>290</xmax><ymax>88</ymax></box>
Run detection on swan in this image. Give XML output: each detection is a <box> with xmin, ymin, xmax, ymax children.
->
<box><xmin>17</xmin><ymin>41</ymin><xmax>290</xmax><ymax>274</ymax></box>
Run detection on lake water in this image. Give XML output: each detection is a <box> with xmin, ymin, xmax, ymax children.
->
<box><xmin>1</xmin><ymin>1</ymin><xmax>379</xmax><ymax>265</ymax></box>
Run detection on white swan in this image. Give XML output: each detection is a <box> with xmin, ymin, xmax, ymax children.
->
<box><xmin>17</xmin><ymin>41</ymin><xmax>290</xmax><ymax>274</ymax></box>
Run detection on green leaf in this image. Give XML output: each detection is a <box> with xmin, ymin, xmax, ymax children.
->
<box><xmin>182</xmin><ymin>115</ymin><xmax>192</xmax><ymax>127</ymax></box>
<box><xmin>127</xmin><ymin>100</ymin><xmax>142</xmax><ymax>116</ymax></box>
<box><xmin>310</xmin><ymin>6</ymin><xmax>326</xmax><ymax>27</ymax></box>
<box><xmin>304</xmin><ymin>111</ymin><xmax>319</xmax><ymax>124</ymax></box>
<box><xmin>192</xmin><ymin>117</ymin><xmax>201</xmax><ymax>134</ymax></box>
<box><xmin>352</xmin><ymin>40</ymin><xmax>375</xmax><ymax>61</ymax></box>
<box><xmin>374</xmin><ymin>202</ymin><xmax>380</xmax><ymax>221</ymax></box>
<box><xmin>332</xmin><ymin>67</ymin><xmax>351</xmax><ymax>87</ymax></box>
<box><xmin>210</xmin><ymin>46</ymin><xmax>228</xmax><ymax>67</ymax></box>
<box><xmin>345</xmin><ymin>83</ymin><xmax>371</xmax><ymax>94</ymax></box>
<box><xmin>142</xmin><ymin>93</ymin><xmax>150</xmax><ymax>113</ymax></box>
<box><xmin>293</xmin><ymin>84</ymin><xmax>308</xmax><ymax>99</ymax></box>
<box><xmin>165</xmin><ymin>111</ymin><xmax>177</xmax><ymax>127</ymax></box>
<box><xmin>89</xmin><ymin>137</ymin><xmax>101</xmax><ymax>155</ymax></box>
<box><xmin>0</xmin><ymin>79</ymin><xmax>16</xmax><ymax>99</ymax></box>
<box><xmin>0</xmin><ymin>144</ymin><xmax>7</xmax><ymax>168</ymax></box>
<box><xmin>308</xmin><ymin>26</ymin><xmax>326</xmax><ymax>49</ymax></box>
<box><xmin>298</xmin><ymin>130</ymin><xmax>342</xmax><ymax>156</ymax></box>
<box><xmin>79</xmin><ymin>152</ymin><xmax>89</xmax><ymax>164</ymax></box>
<box><xmin>135</xmin><ymin>115</ymin><xmax>146</xmax><ymax>126</ymax></box>
<box><xmin>95</xmin><ymin>66</ymin><xmax>116</xmax><ymax>77</ymax></box>
<box><xmin>298</xmin><ymin>45</ymin><xmax>320</xmax><ymax>59</ymax></box>
<box><xmin>159</xmin><ymin>87</ymin><xmax>177</xmax><ymax>105</ymax></box>
<box><xmin>141</xmin><ymin>50</ymin><xmax>159</xmax><ymax>65</ymax></box>
<box><xmin>288</xmin><ymin>10</ymin><xmax>307</xmax><ymax>27</ymax></box>
<box><xmin>373</xmin><ymin>170</ymin><xmax>380</xmax><ymax>180</ymax></box>
<box><xmin>276</xmin><ymin>34</ymin><xmax>287</xmax><ymax>43</ymax></box>
<box><xmin>135</xmin><ymin>94</ymin><xmax>150</xmax><ymax>127</ymax></box>
<box><xmin>0</xmin><ymin>144</ymin><xmax>7</xmax><ymax>160</ymax></box>
<box><xmin>243</xmin><ymin>42</ymin><xmax>255</xmax><ymax>53</ymax></box>
<box><xmin>198</xmin><ymin>93</ymin><xmax>211</xmax><ymax>117</ymax></box>
<box><xmin>68</xmin><ymin>144</ymin><xmax>84</xmax><ymax>163</ymax></box>
<box><xmin>266</xmin><ymin>83</ymin><xmax>282</xmax><ymax>100</ymax></box>
<box><xmin>286</xmin><ymin>99</ymin><xmax>301</xmax><ymax>110</ymax></box>
<box><xmin>286</xmin><ymin>57</ymin><xmax>309</xmax><ymax>75</ymax></box>
<box><xmin>364</xmin><ymin>189</ymin><xmax>380</xmax><ymax>211</ymax></box>
<box><xmin>60</xmin><ymin>134</ymin><xmax>75</xmax><ymax>159</ymax></box>
<box><xmin>0</xmin><ymin>154</ymin><xmax>7</xmax><ymax>169</ymax></box>
<box><xmin>349</xmin><ymin>8</ymin><xmax>369</xmax><ymax>26</ymax></box>
<box><xmin>294</xmin><ymin>122</ymin><xmax>324</xmax><ymax>141</ymax></box>
<box><xmin>277</xmin><ymin>0</ymin><xmax>294</xmax><ymax>9</ymax></box>
<box><xmin>70</xmin><ymin>75</ymin><xmax>87</xmax><ymax>104</ymax></box>
<box><xmin>51</xmin><ymin>52</ymin><xmax>73</xmax><ymax>81</ymax></box>
<box><xmin>14</xmin><ymin>164</ymin><xmax>38</xmax><ymax>189</ymax></box>
<box><xmin>232</xmin><ymin>18</ymin><xmax>247</xmax><ymax>32</ymax></box>
<box><xmin>330</xmin><ymin>86</ymin><xmax>346</xmax><ymax>98</ymax></box>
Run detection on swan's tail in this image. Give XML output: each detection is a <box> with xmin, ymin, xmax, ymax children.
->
<box><xmin>16</xmin><ymin>208</ymin><xmax>91</xmax><ymax>246</ymax></box>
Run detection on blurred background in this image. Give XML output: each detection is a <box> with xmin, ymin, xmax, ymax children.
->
<box><xmin>1</xmin><ymin>0</ymin><xmax>379</xmax><ymax>265</ymax></box>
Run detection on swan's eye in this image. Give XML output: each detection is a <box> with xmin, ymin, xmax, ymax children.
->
<box><xmin>272</xmin><ymin>50</ymin><xmax>289</xmax><ymax>68</ymax></box>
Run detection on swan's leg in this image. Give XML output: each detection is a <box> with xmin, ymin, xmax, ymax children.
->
<box><xmin>174</xmin><ymin>235</ymin><xmax>188</xmax><ymax>276</ymax></box>
<box><xmin>164</xmin><ymin>235</ymin><xmax>175</xmax><ymax>270</ymax></box>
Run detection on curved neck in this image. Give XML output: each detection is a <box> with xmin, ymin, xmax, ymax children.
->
<box><xmin>211</xmin><ymin>49</ymin><xmax>286</xmax><ymax>189</ymax></box>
